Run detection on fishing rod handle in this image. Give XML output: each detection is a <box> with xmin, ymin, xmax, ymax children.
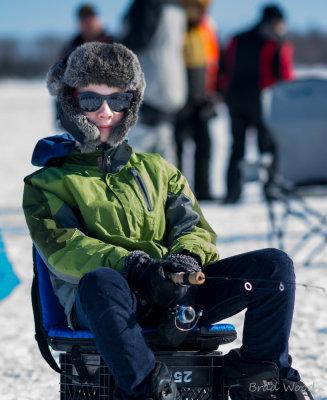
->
<box><xmin>170</xmin><ymin>271</ymin><xmax>205</xmax><ymax>285</ymax></box>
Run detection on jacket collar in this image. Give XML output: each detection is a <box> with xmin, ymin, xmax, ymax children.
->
<box><xmin>97</xmin><ymin>141</ymin><xmax>133</xmax><ymax>173</ymax></box>
<box><xmin>60</xmin><ymin>140</ymin><xmax>133</xmax><ymax>174</ymax></box>
<box><xmin>32</xmin><ymin>133</ymin><xmax>133</xmax><ymax>174</ymax></box>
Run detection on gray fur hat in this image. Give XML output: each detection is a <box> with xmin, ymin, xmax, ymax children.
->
<box><xmin>47</xmin><ymin>42</ymin><xmax>145</xmax><ymax>152</ymax></box>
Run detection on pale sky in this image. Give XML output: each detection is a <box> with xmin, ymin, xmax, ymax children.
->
<box><xmin>1</xmin><ymin>0</ymin><xmax>326</xmax><ymax>41</ymax></box>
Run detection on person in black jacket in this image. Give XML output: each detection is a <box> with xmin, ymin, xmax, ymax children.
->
<box><xmin>53</xmin><ymin>4</ymin><xmax>114</xmax><ymax>127</ymax></box>
<box><xmin>60</xmin><ymin>4</ymin><xmax>113</xmax><ymax>61</ymax></box>
<box><xmin>219</xmin><ymin>4</ymin><xmax>294</xmax><ymax>204</ymax></box>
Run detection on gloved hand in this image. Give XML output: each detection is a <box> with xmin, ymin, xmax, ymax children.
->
<box><xmin>199</xmin><ymin>96</ymin><xmax>218</xmax><ymax>120</ymax></box>
<box><xmin>157</xmin><ymin>253</ymin><xmax>202</xmax><ymax>347</ymax></box>
<box><xmin>122</xmin><ymin>251</ymin><xmax>190</xmax><ymax>307</ymax></box>
<box><xmin>166</xmin><ymin>251</ymin><xmax>202</xmax><ymax>274</ymax></box>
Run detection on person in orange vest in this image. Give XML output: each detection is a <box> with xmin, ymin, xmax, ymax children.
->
<box><xmin>175</xmin><ymin>0</ymin><xmax>219</xmax><ymax>200</ymax></box>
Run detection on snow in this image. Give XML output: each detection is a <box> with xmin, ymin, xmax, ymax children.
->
<box><xmin>0</xmin><ymin>79</ymin><xmax>326</xmax><ymax>399</ymax></box>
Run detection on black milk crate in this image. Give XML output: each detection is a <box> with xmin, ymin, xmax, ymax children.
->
<box><xmin>60</xmin><ymin>353</ymin><xmax>113</xmax><ymax>400</ymax></box>
<box><xmin>156</xmin><ymin>351</ymin><xmax>228</xmax><ymax>400</ymax></box>
<box><xmin>59</xmin><ymin>351</ymin><xmax>228</xmax><ymax>400</ymax></box>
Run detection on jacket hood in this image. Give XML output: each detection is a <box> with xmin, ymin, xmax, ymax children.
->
<box><xmin>31</xmin><ymin>134</ymin><xmax>77</xmax><ymax>167</ymax></box>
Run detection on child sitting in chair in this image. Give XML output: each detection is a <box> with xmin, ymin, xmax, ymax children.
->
<box><xmin>23</xmin><ymin>42</ymin><xmax>313</xmax><ymax>400</ymax></box>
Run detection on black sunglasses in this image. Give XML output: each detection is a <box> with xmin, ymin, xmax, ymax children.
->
<box><xmin>74</xmin><ymin>92</ymin><xmax>133</xmax><ymax>112</ymax></box>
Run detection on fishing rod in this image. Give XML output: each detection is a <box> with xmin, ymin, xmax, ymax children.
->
<box><xmin>169</xmin><ymin>271</ymin><xmax>325</xmax><ymax>330</ymax></box>
<box><xmin>170</xmin><ymin>271</ymin><xmax>325</xmax><ymax>292</ymax></box>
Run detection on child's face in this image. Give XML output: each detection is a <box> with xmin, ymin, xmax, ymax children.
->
<box><xmin>76</xmin><ymin>84</ymin><xmax>125</xmax><ymax>143</ymax></box>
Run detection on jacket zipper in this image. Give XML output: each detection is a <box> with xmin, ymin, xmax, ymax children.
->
<box><xmin>128</xmin><ymin>168</ymin><xmax>153</xmax><ymax>212</ymax></box>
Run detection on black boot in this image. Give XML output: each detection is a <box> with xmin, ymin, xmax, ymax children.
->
<box><xmin>224</xmin><ymin>349</ymin><xmax>279</xmax><ymax>399</ymax></box>
<box><xmin>148</xmin><ymin>361</ymin><xmax>179</xmax><ymax>400</ymax></box>
<box><xmin>278</xmin><ymin>379</ymin><xmax>313</xmax><ymax>400</ymax></box>
<box><xmin>224</xmin><ymin>349</ymin><xmax>314</xmax><ymax>400</ymax></box>
<box><xmin>114</xmin><ymin>361</ymin><xmax>179</xmax><ymax>400</ymax></box>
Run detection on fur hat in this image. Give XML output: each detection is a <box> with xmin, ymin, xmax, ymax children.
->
<box><xmin>47</xmin><ymin>42</ymin><xmax>145</xmax><ymax>152</ymax></box>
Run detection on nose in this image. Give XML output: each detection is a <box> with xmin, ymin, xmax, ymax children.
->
<box><xmin>98</xmin><ymin>100</ymin><xmax>114</xmax><ymax>118</ymax></box>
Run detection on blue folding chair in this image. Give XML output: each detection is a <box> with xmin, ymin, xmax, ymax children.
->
<box><xmin>32</xmin><ymin>246</ymin><xmax>237</xmax><ymax>400</ymax></box>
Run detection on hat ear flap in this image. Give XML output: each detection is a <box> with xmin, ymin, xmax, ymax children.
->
<box><xmin>57</xmin><ymin>102</ymin><xmax>88</xmax><ymax>146</ymax></box>
<box><xmin>47</xmin><ymin>60</ymin><xmax>66</xmax><ymax>96</ymax></box>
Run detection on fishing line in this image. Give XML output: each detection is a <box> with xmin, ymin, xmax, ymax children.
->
<box><xmin>204</xmin><ymin>276</ymin><xmax>326</xmax><ymax>293</ymax></box>
<box><xmin>170</xmin><ymin>271</ymin><xmax>326</xmax><ymax>293</ymax></box>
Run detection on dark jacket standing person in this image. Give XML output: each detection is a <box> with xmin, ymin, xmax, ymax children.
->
<box><xmin>175</xmin><ymin>0</ymin><xmax>220</xmax><ymax>200</ymax></box>
<box><xmin>23</xmin><ymin>42</ymin><xmax>313</xmax><ymax>400</ymax></box>
<box><xmin>61</xmin><ymin>4</ymin><xmax>113</xmax><ymax>61</ymax></box>
<box><xmin>54</xmin><ymin>4</ymin><xmax>113</xmax><ymax>125</ymax></box>
<box><xmin>219</xmin><ymin>4</ymin><xmax>294</xmax><ymax>204</ymax></box>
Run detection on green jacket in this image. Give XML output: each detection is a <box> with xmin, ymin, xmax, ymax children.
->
<box><xmin>23</xmin><ymin>138</ymin><xmax>219</xmax><ymax>323</ymax></box>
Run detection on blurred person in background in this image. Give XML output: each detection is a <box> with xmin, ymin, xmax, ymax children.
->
<box><xmin>175</xmin><ymin>0</ymin><xmax>219</xmax><ymax>200</ymax></box>
<box><xmin>119</xmin><ymin>0</ymin><xmax>187</xmax><ymax>165</ymax></box>
<box><xmin>61</xmin><ymin>4</ymin><xmax>114</xmax><ymax>61</ymax></box>
<box><xmin>53</xmin><ymin>4</ymin><xmax>114</xmax><ymax>126</ymax></box>
<box><xmin>219</xmin><ymin>4</ymin><xmax>294</xmax><ymax>204</ymax></box>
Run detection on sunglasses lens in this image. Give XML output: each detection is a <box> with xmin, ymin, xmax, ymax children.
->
<box><xmin>107</xmin><ymin>93</ymin><xmax>133</xmax><ymax>112</ymax></box>
<box><xmin>76</xmin><ymin>92</ymin><xmax>133</xmax><ymax>112</ymax></box>
<box><xmin>77</xmin><ymin>93</ymin><xmax>102</xmax><ymax>112</ymax></box>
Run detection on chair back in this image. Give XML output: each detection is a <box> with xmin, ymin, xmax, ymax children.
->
<box><xmin>33</xmin><ymin>248</ymin><xmax>67</xmax><ymax>331</ymax></box>
<box><xmin>262</xmin><ymin>78</ymin><xmax>327</xmax><ymax>185</ymax></box>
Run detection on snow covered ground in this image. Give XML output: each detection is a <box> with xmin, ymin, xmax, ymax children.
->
<box><xmin>0</xmin><ymin>79</ymin><xmax>326</xmax><ymax>399</ymax></box>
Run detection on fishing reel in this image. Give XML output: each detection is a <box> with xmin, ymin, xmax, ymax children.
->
<box><xmin>167</xmin><ymin>272</ymin><xmax>206</xmax><ymax>331</ymax></box>
<box><xmin>173</xmin><ymin>305</ymin><xmax>203</xmax><ymax>331</ymax></box>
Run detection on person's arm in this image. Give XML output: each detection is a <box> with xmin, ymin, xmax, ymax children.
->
<box><xmin>163</xmin><ymin>161</ymin><xmax>219</xmax><ymax>267</ymax></box>
<box><xmin>23</xmin><ymin>181</ymin><xmax>129</xmax><ymax>283</ymax></box>
<box><xmin>120</xmin><ymin>0</ymin><xmax>161</xmax><ymax>52</ymax></box>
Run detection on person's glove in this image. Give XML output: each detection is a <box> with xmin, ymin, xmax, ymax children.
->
<box><xmin>199</xmin><ymin>96</ymin><xmax>218</xmax><ymax>120</ymax></box>
<box><xmin>157</xmin><ymin>252</ymin><xmax>202</xmax><ymax>347</ymax></box>
<box><xmin>166</xmin><ymin>251</ymin><xmax>202</xmax><ymax>274</ymax></box>
<box><xmin>122</xmin><ymin>251</ymin><xmax>191</xmax><ymax>307</ymax></box>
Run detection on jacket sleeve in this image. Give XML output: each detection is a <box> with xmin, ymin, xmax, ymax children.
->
<box><xmin>163</xmin><ymin>163</ymin><xmax>219</xmax><ymax>267</ymax></box>
<box><xmin>278</xmin><ymin>41</ymin><xmax>295</xmax><ymax>81</ymax></box>
<box><xmin>23</xmin><ymin>180</ymin><xmax>129</xmax><ymax>283</ymax></box>
<box><xmin>120</xmin><ymin>0</ymin><xmax>161</xmax><ymax>52</ymax></box>
<box><xmin>217</xmin><ymin>37</ymin><xmax>237</xmax><ymax>96</ymax></box>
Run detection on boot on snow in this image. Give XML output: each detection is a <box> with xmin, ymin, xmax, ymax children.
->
<box><xmin>224</xmin><ymin>349</ymin><xmax>313</xmax><ymax>400</ymax></box>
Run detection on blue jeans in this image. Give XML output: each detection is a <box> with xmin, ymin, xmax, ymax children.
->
<box><xmin>73</xmin><ymin>248</ymin><xmax>300</xmax><ymax>400</ymax></box>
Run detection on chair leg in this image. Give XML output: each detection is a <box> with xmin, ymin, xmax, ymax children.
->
<box><xmin>266</xmin><ymin>199</ymin><xmax>285</xmax><ymax>250</ymax></box>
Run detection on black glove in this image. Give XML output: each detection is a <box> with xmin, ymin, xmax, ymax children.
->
<box><xmin>156</xmin><ymin>252</ymin><xmax>202</xmax><ymax>347</ymax></box>
<box><xmin>123</xmin><ymin>251</ymin><xmax>190</xmax><ymax>307</ymax></box>
<box><xmin>166</xmin><ymin>251</ymin><xmax>202</xmax><ymax>274</ymax></box>
<box><xmin>199</xmin><ymin>97</ymin><xmax>218</xmax><ymax>120</ymax></box>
